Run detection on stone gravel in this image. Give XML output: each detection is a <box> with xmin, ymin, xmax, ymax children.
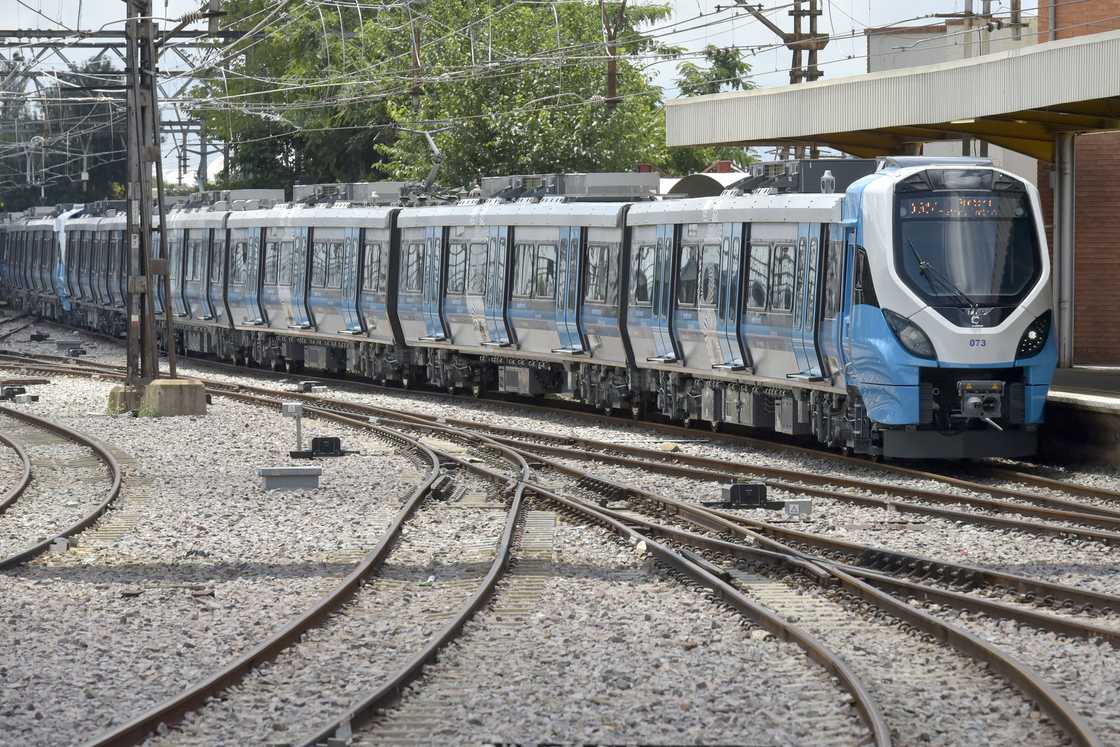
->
<box><xmin>0</xmin><ymin>420</ymin><xmax>108</xmax><ymax>559</ymax></box>
<box><xmin>0</xmin><ymin>430</ymin><xmax>24</xmax><ymax>498</ymax></box>
<box><xmin>145</xmin><ymin>476</ymin><xmax>508</xmax><ymax>747</ymax></box>
<box><xmin>922</xmin><ymin>604</ymin><xmax>1119</xmax><ymax>746</ymax></box>
<box><xmin>361</xmin><ymin>514</ymin><xmax>868</xmax><ymax>746</ymax></box>
<box><xmin>0</xmin><ymin>375</ymin><xmax>421</xmax><ymax>747</ymax></box>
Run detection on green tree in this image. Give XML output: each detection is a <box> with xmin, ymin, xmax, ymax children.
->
<box><xmin>662</xmin><ymin>45</ymin><xmax>757</xmax><ymax>175</ymax></box>
<box><xmin>195</xmin><ymin>0</ymin><xmax>675</xmax><ymax>190</ymax></box>
<box><xmin>0</xmin><ymin>59</ymin><xmax>126</xmax><ymax>211</ymax></box>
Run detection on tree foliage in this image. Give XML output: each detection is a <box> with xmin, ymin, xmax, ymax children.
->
<box><xmin>0</xmin><ymin>59</ymin><xmax>126</xmax><ymax>211</ymax></box>
<box><xmin>666</xmin><ymin>45</ymin><xmax>757</xmax><ymax>174</ymax></box>
<box><xmin>197</xmin><ymin>0</ymin><xmax>697</xmax><ymax>189</ymax></box>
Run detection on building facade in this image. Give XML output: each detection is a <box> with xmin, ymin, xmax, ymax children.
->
<box><xmin>1037</xmin><ymin>0</ymin><xmax>1120</xmax><ymax>364</ymax></box>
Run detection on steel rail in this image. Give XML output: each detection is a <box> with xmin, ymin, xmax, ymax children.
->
<box><xmin>0</xmin><ymin>425</ymin><xmax>31</xmax><ymax>515</ymax></box>
<box><xmin>0</xmin><ymin>405</ymin><xmax>122</xmax><ymax>570</ymax></box>
<box><xmin>973</xmin><ymin>464</ymin><xmax>1120</xmax><ymax>503</ymax></box>
<box><xmin>488</xmin><ymin>435</ymin><xmax>1120</xmax><ymax>542</ymax></box>
<box><xmin>6</xmin><ymin>359</ymin><xmax>1120</xmax><ymax>610</ymax></box>
<box><xmin>0</xmin><ymin>345</ymin><xmax>1103</xmax><ymax>745</ymax></box>
<box><xmin>83</xmin><ymin>413</ymin><xmax>445</xmax><ymax>747</ymax></box>
<box><xmin>516</xmin><ymin>442</ymin><xmax>1120</xmax><ymax>614</ymax></box>
<box><xmin>288</xmin><ymin>411</ymin><xmax>892</xmax><ymax>747</ymax></box>
<box><xmin>581</xmin><ymin>490</ymin><xmax>1120</xmax><ymax>647</ymax></box>
<box><xmin>515</xmin><ymin>450</ymin><xmax>1101</xmax><ymax>747</ymax></box>
<box><xmin>201</xmin><ymin>386</ymin><xmax>1120</xmax><ymax>614</ymax></box>
<box><xmin>293</xmin><ymin>482</ymin><xmax>530</xmax><ymax>747</ymax></box>
<box><xmin>449</xmin><ymin>420</ymin><xmax>1120</xmax><ymax>521</ymax></box>
<box><xmin>4</xmin><ymin>347</ymin><xmax>1112</xmax><ymax>514</ymax></box>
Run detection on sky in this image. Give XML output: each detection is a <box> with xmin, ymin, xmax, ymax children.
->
<box><xmin>4</xmin><ymin>0</ymin><xmax>1001</xmax><ymax>186</ymax></box>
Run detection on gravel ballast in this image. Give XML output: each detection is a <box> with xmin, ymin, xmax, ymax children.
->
<box><xmin>0</xmin><ymin>375</ymin><xmax>420</xmax><ymax>746</ymax></box>
<box><xmin>361</xmin><ymin>512</ymin><xmax>869</xmax><ymax>746</ymax></box>
<box><xmin>146</xmin><ymin>473</ymin><xmax>509</xmax><ymax>747</ymax></box>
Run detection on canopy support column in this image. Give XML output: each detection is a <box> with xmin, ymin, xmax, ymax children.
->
<box><xmin>1053</xmin><ymin>132</ymin><xmax>1077</xmax><ymax>368</ymax></box>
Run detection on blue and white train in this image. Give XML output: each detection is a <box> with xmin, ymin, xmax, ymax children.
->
<box><xmin>0</xmin><ymin>157</ymin><xmax>1055</xmax><ymax>459</ymax></box>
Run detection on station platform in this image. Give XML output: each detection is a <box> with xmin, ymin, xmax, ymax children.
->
<box><xmin>1042</xmin><ymin>367</ymin><xmax>1120</xmax><ymax>463</ymax></box>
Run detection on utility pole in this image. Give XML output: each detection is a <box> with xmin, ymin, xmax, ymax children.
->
<box><xmin>124</xmin><ymin>0</ymin><xmax>177</xmax><ymax>389</ymax></box>
<box><xmin>737</xmin><ymin>1</ymin><xmax>828</xmax><ymax>158</ymax></box>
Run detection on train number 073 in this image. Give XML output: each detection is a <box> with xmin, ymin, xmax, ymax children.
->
<box><xmin>969</xmin><ymin>338</ymin><xmax>987</xmax><ymax>348</ymax></box>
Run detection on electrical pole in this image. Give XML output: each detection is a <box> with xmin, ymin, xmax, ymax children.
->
<box><xmin>737</xmin><ymin>1</ymin><xmax>828</xmax><ymax>158</ymax></box>
<box><xmin>124</xmin><ymin>0</ymin><xmax>177</xmax><ymax>389</ymax></box>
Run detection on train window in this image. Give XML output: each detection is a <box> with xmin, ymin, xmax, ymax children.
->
<box><xmin>632</xmin><ymin>245</ymin><xmax>655</xmax><ymax>305</ymax></box>
<box><xmin>747</xmin><ymin>243</ymin><xmax>771</xmax><ymax>310</ymax></box>
<box><xmin>466</xmin><ymin>242</ymin><xmax>488</xmax><ymax>296</ymax></box>
<box><xmin>211</xmin><ymin>240</ymin><xmax>225</xmax><ymax>284</ymax></box>
<box><xmin>310</xmin><ymin>241</ymin><xmax>328</xmax><ymax>288</ymax></box>
<box><xmin>278</xmin><ymin>241</ymin><xmax>293</xmax><ymax>285</ymax></box>
<box><xmin>230</xmin><ymin>241</ymin><xmax>247</xmax><ymax>285</ymax></box>
<box><xmin>404</xmin><ymin>242</ymin><xmax>424</xmax><ymax>293</ymax></box>
<box><xmin>445</xmin><ymin>242</ymin><xmax>465</xmax><ymax>294</ymax></box>
<box><xmin>534</xmin><ymin>244</ymin><xmax>557</xmax><ymax>299</ymax></box>
<box><xmin>326</xmin><ymin>242</ymin><xmax>344</xmax><ymax>289</ymax></box>
<box><xmin>605</xmin><ymin>245</ymin><xmax>621</xmax><ymax>305</ymax></box>
<box><xmin>363</xmin><ymin>242</ymin><xmax>382</xmax><ymax>292</ymax></box>
<box><xmin>793</xmin><ymin>240</ymin><xmax>807</xmax><ymax>328</ymax></box>
<box><xmin>513</xmin><ymin>243</ymin><xmax>535</xmax><ymax>298</ymax></box>
<box><xmin>823</xmin><ymin>238</ymin><xmax>843</xmax><ymax>319</ymax></box>
<box><xmin>263</xmin><ymin>241</ymin><xmax>279</xmax><ymax>285</ymax></box>
<box><xmin>699</xmin><ymin>244</ymin><xmax>721</xmax><ymax>307</ymax></box>
<box><xmin>584</xmin><ymin>244</ymin><xmax>609</xmax><ymax>303</ymax></box>
<box><xmin>677</xmin><ymin>245</ymin><xmax>698</xmax><ymax>306</ymax></box>
<box><xmin>769</xmin><ymin>244</ymin><xmax>795</xmax><ymax>312</ymax></box>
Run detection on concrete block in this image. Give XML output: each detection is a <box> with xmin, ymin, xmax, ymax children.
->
<box><xmin>107</xmin><ymin>385</ymin><xmax>142</xmax><ymax>415</ymax></box>
<box><xmin>13</xmin><ymin>393</ymin><xmax>39</xmax><ymax>404</ymax></box>
<box><xmin>138</xmin><ymin>378</ymin><xmax>208</xmax><ymax>417</ymax></box>
<box><xmin>258</xmin><ymin>466</ymin><xmax>322</xmax><ymax>491</ymax></box>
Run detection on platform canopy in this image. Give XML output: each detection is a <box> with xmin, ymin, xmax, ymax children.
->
<box><xmin>665</xmin><ymin>29</ymin><xmax>1120</xmax><ymax>161</ymax></box>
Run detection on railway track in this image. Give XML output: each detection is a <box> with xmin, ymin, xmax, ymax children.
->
<box><xmin>0</xmin><ymin>346</ymin><xmax>1113</xmax><ymax>744</ymax></box>
<box><xmin>0</xmin><ymin>405</ymin><xmax>122</xmax><ymax>569</ymax></box>
<box><xmin>0</xmin><ymin>313</ymin><xmax>32</xmax><ymax>342</ymax></box>
<box><xmin>7</xmin><ymin>344</ymin><xmax>1115</xmax><ymax>519</ymax></box>
<box><xmin>22</xmin><ymin>373</ymin><xmax>889</xmax><ymax>747</ymax></box>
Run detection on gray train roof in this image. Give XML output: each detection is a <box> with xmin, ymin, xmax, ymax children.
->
<box><xmin>227</xmin><ymin>204</ymin><xmax>396</xmax><ymax>230</ymax></box>
<box><xmin>168</xmin><ymin>208</ymin><xmax>229</xmax><ymax>230</ymax></box>
<box><xmin>398</xmin><ymin>200</ymin><xmax>627</xmax><ymax>229</ymax></box>
<box><xmin>626</xmin><ymin>193</ymin><xmax>844</xmax><ymax>226</ymax></box>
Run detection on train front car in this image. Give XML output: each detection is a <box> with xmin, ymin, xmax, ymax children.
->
<box><xmin>849</xmin><ymin>157</ymin><xmax>1054</xmax><ymax>459</ymax></box>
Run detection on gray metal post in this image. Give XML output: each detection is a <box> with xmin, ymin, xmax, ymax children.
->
<box><xmin>1055</xmin><ymin>133</ymin><xmax>1076</xmax><ymax>368</ymax></box>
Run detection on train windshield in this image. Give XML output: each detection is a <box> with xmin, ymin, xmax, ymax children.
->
<box><xmin>895</xmin><ymin>187</ymin><xmax>1040</xmax><ymax>308</ymax></box>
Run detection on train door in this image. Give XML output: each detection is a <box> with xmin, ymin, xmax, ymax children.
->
<box><xmin>170</xmin><ymin>230</ymin><xmax>189</xmax><ymax>317</ymax></box>
<box><xmin>818</xmin><ymin>224</ymin><xmax>847</xmax><ymax>386</ymax></box>
<box><xmin>418</xmin><ymin>225</ymin><xmax>447</xmax><ymax>340</ymax></box>
<box><xmin>713</xmin><ymin>222</ymin><xmax>747</xmax><ymax>369</ymax></box>
<box><xmin>554</xmin><ymin>225</ymin><xmax>584</xmax><ymax>352</ymax></box>
<box><xmin>483</xmin><ymin>225</ymin><xmax>513</xmax><ymax>345</ymax></box>
<box><xmin>791</xmin><ymin>223</ymin><xmax>825</xmax><ymax>379</ymax></box>
<box><xmin>339</xmin><ymin>227</ymin><xmax>363</xmax><ymax>332</ymax></box>
<box><xmin>288</xmin><ymin>228</ymin><xmax>312</xmax><ymax>328</ymax></box>
<box><xmin>648</xmin><ymin>224</ymin><xmax>677</xmax><ymax>361</ymax></box>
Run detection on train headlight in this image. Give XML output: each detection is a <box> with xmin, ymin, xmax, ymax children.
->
<box><xmin>883</xmin><ymin>309</ymin><xmax>936</xmax><ymax>359</ymax></box>
<box><xmin>1016</xmin><ymin>311</ymin><xmax>1051</xmax><ymax>359</ymax></box>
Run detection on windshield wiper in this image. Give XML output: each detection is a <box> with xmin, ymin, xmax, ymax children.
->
<box><xmin>906</xmin><ymin>239</ymin><xmax>980</xmax><ymax>309</ymax></box>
